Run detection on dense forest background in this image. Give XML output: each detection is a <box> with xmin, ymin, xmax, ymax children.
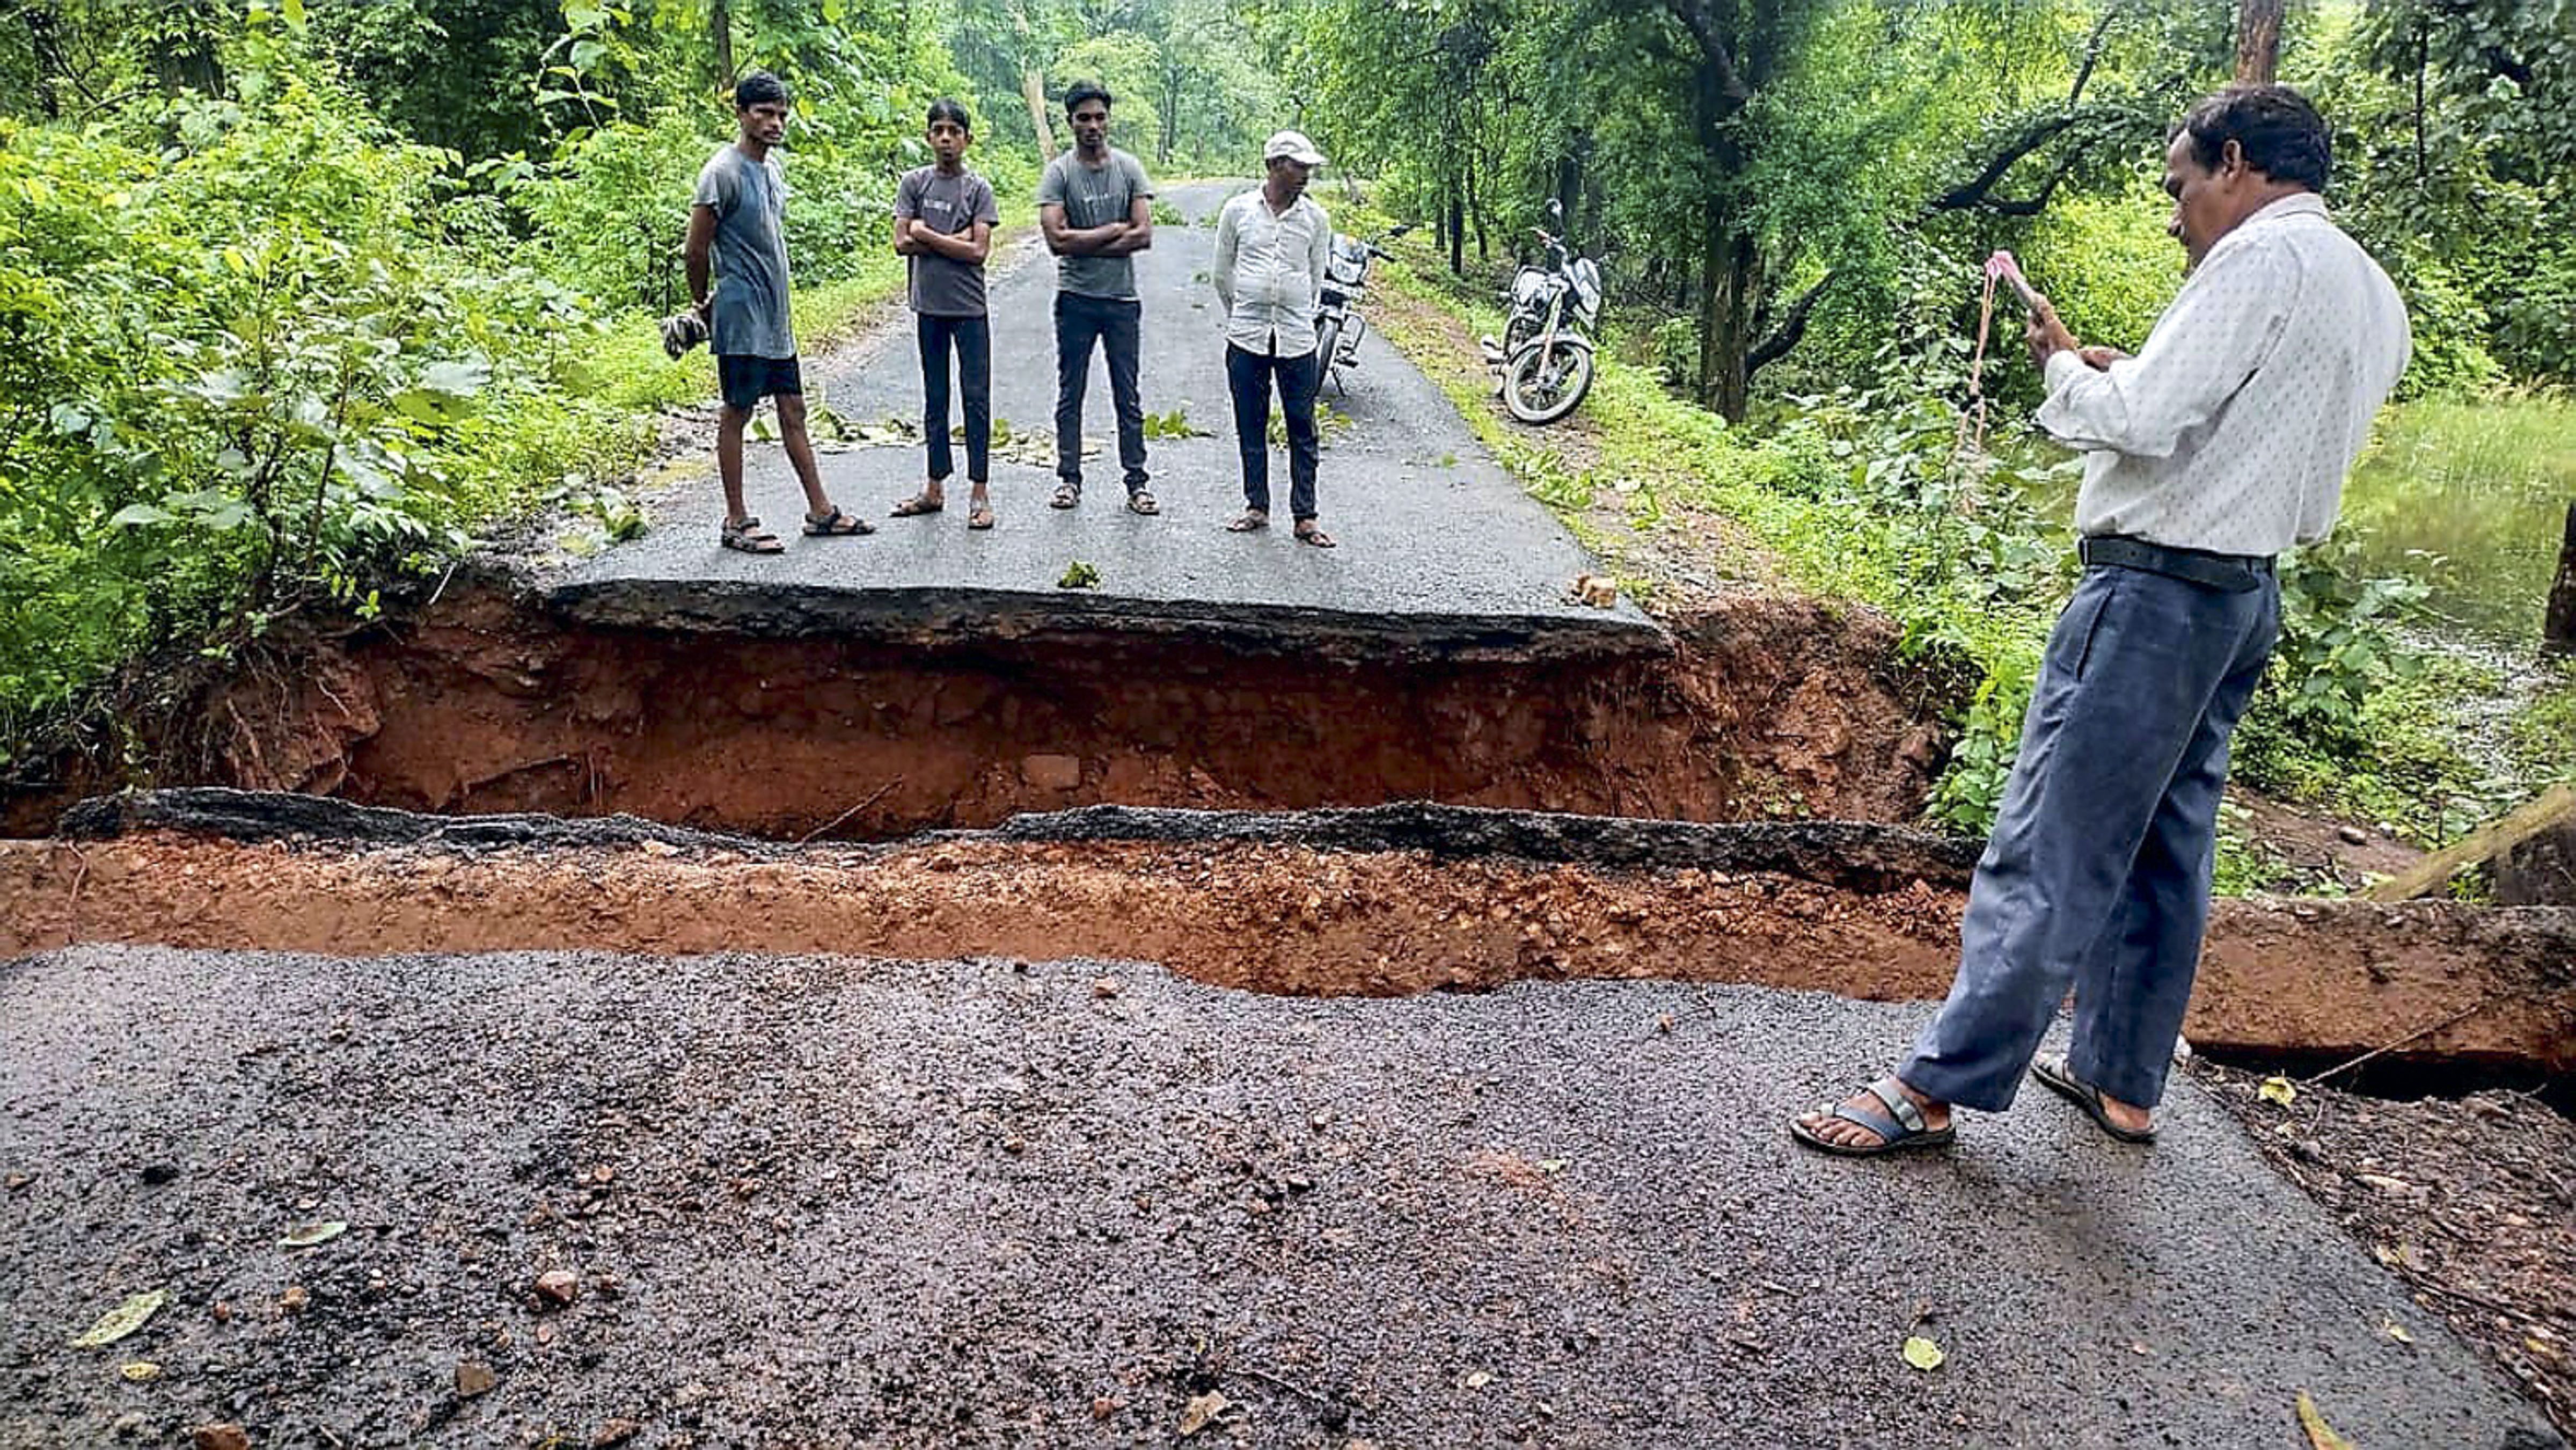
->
<box><xmin>2</xmin><ymin>0</ymin><xmax>2568</xmax><ymax>846</ymax></box>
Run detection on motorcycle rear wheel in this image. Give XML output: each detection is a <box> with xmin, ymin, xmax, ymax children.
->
<box><xmin>1502</xmin><ymin>342</ymin><xmax>1593</xmax><ymax>425</ymax></box>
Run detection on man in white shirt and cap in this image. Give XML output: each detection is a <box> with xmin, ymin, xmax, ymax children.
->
<box><xmin>1214</xmin><ymin>130</ymin><xmax>1340</xmax><ymax>548</ymax></box>
<box><xmin>1792</xmin><ymin>84</ymin><xmax>2410</xmax><ymax>1157</ymax></box>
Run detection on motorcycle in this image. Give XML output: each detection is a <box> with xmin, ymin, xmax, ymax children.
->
<box><xmin>1315</xmin><ymin>222</ymin><xmax>1413</xmax><ymax>392</ymax></box>
<box><xmin>1480</xmin><ymin>202</ymin><xmax>1601</xmax><ymax>425</ymax></box>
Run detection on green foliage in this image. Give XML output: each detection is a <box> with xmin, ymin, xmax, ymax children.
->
<box><xmin>0</xmin><ymin>54</ymin><xmax>645</xmax><ymax>764</ymax></box>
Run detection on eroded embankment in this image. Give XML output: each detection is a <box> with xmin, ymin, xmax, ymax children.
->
<box><xmin>11</xmin><ymin>798</ymin><xmax>2572</xmax><ymax>1076</ymax></box>
<box><xmin>1</xmin><ymin>582</ymin><xmax>1943</xmax><ymax>840</ymax></box>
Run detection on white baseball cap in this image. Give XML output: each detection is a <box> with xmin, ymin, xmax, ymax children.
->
<box><xmin>1264</xmin><ymin>130</ymin><xmax>1326</xmax><ymax>167</ymax></box>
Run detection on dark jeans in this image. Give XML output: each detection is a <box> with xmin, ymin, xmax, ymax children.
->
<box><xmin>1901</xmin><ymin>562</ymin><xmax>2281</xmax><ymax>1111</ymax></box>
<box><xmin>1225</xmin><ymin>344</ymin><xmax>1321</xmax><ymax>521</ymax></box>
<box><xmin>917</xmin><ymin>313</ymin><xmax>990</xmax><ymax>484</ymax></box>
<box><xmin>1052</xmin><ymin>292</ymin><xmax>1147</xmax><ymax>492</ymax></box>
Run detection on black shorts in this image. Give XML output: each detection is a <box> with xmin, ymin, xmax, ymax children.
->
<box><xmin>717</xmin><ymin>354</ymin><xmax>802</xmax><ymax>412</ymax></box>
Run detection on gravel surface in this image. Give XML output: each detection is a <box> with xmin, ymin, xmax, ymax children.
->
<box><xmin>3</xmin><ymin>945</ymin><xmax>2558</xmax><ymax>1448</ymax></box>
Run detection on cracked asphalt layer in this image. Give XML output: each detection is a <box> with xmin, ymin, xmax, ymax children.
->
<box><xmin>3</xmin><ymin>945</ymin><xmax>2557</xmax><ymax>1448</ymax></box>
<box><xmin>547</xmin><ymin>181</ymin><xmax>1664</xmax><ymax>661</ymax></box>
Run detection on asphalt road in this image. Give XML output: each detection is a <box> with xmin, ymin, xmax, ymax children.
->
<box><xmin>3</xmin><ymin>944</ymin><xmax>2557</xmax><ymax>1448</ymax></box>
<box><xmin>547</xmin><ymin>181</ymin><xmax>1663</xmax><ymax>661</ymax></box>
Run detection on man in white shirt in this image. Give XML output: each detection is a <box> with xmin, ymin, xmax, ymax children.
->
<box><xmin>1213</xmin><ymin>132</ymin><xmax>1339</xmax><ymax>548</ymax></box>
<box><xmin>1792</xmin><ymin>85</ymin><xmax>2410</xmax><ymax>1157</ymax></box>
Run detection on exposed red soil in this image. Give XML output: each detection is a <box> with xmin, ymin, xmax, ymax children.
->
<box><xmin>9</xmin><ymin>834</ymin><xmax>2569</xmax><ymax>1073</ymax></box>
<box><xmin>5</xmin><ymin>585</ymin><xmax>1944</xmax><ymax>841</ymax></box>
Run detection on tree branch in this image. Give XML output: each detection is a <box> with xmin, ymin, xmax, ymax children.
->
<box><xmin>1661</xmin><ymin>0</ymin><xmax>1753</xmax><ymax>106</ymax></box>
<box><xmin>1746</xmin><ymin>271</ymin><xmax>1834</xmax><ymax>377</ymax></box>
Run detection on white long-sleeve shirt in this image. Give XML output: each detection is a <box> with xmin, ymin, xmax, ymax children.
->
<box><xmin>2036</xmin><ymin>192</ymin><xmax>2410</xmax><ymax>556</ymax></box>
<box><xmin>1211</xmin><ymin>187</ymin><xmax>1333</xmax><ymax>358</ymax></box>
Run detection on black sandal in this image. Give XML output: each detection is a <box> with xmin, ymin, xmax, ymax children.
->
<box><xmin>1788</xmin><ymin>1076</ymin><xmax>1956</xmax><ymax>1157</ymax></box>
<box><xmin>2032</xmin><ymin>1056</ymin><xmax>2156</xmax><ymax>1143</ymax></box>
<box><xmin>720</xmin><ymin>515</ymin><xmax>784</xmax><ymax>554</ymax></box>
<box><xmin>804</xmin><ymin>506</ymin><xmax>874</xmax><ymax>536</ymax></box>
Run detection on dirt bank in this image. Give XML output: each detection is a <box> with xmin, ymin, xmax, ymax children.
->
<box><xmin>9</xmin><ymin>819</ymin><xmax>2569</xmax><ymax>1075</ymax></box>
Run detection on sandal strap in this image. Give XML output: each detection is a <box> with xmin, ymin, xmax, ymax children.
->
<box><xmin>1829</xmin><ymin>1102</ymin><xmax>1906</xmax><ymax>1143</ymax></box>
<box><xmin>1863</xmin><ymin>1077</ymin><xmax>1927</xmax><ymax>1134</ymax></box>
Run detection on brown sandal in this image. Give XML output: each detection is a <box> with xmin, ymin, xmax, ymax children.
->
<box><xmin>720</xmin><ymin>515</ymin><xmax>784</xmax><ymax>554</ymax></box>
<box><xmin>1293</xmin><ymin>523</ymin><xmax>1337</xmax><ymax>549</ymax></box>
<box><xmin>967</xmin><ymin>503</ymin><xmax>995</xmax><ymax>531</ymax></box>
<box><xmin>890</xmin><ymin>492</ymin><xmax>943</xmax><ymax>518</ymax></box>
<box><xmin>1226</xmin><ymin>510</ymin><xmax>1268</xmax><ymax>533</ymax></box>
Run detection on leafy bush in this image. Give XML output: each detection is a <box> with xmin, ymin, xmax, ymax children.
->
<box><xmin>0</xmin><ymin>60</ymin><xmax>641</xmax><ymax>766</ymax></box>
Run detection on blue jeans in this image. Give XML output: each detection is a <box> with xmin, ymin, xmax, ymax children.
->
<box><xmin>1225</xmin><ymin>343</ymin><xmax>1322</xmax><ymax>521</ymax></box>
<box><xmin>1052</xmin><ymin>292</ymin><xmax>1146</xmax><ymax>492</ymax></box>
<box><xmin>918</xmin><ymin>314</ymin><xmax>990</xmax><ymax>485</ymax></box>
<box><xmin>1900</xmin><ymin>561</ymin><xmax>2281</xmax><ymax>1111</ymax></box>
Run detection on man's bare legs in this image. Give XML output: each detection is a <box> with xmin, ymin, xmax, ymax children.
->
<box><xmin>774</xmin><ymin>393</ymin><xmax>841</xmax><ymax>521</ymax></box>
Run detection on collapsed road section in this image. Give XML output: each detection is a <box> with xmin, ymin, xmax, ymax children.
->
<box><xmin>15</xmin><ymin>793</ymin><xmax>2573</xmax><ymax>1080</ymax></box>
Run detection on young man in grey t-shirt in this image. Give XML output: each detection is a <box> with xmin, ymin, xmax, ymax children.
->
<box><xmin>1037</xmin><ymin>82</ymin><xmax>1157</xmax><ymax>514</ymax></box>
<box><xmin>683</xmin><ymin>69</ymin><xmax>869</xmax><ymax>552</ymax></box>
<box><xmin>891</xmin><ymin>98</ymin><xmax>1000</xmax><ymax>530</ymax></box>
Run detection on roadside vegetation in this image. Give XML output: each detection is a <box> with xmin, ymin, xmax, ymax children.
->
<box><xmin>1283</xmin><ymin>0</ymin><xmax>2573</xmax><ymax>869</ymax></box>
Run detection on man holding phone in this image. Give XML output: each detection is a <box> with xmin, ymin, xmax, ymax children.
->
<box><xmin>1792</xmin><ymin>85</ymin><xmax>2410</xmax><ymax>1158</ymax></box>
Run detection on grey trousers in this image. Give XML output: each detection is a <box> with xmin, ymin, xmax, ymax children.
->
<box><xmin>1900</xmin><ymin>561</ymin><xmax>2281</xmax><ymax>1111</ymax></box>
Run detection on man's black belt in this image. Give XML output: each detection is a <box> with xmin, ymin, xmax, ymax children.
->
<box><xmin>2078</xmin><ymin>535</ymin><xmax>2275</xmax><ymax>593</ymax></box>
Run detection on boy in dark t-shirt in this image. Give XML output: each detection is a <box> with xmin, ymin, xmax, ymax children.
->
<box><xmin>890</xmin><ymin>98</ymin><xmax>1001</xmax><ymax>530</ymax></box>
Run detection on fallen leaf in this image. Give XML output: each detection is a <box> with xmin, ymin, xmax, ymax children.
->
<box><xmin>119</xmin><ymin>1361</ymin><xmax>162</xmax><ymax>1382</ymax></box>
<box><xmin>2259</xmin><ymin>1076</ymin><xmax>2297</xmax><ymax>1107</ymax></box>
<box><xmin>1901</xmin><ymin>1336</ymin><xmax>1945</xmax><ymax>1372</ymax></box>
<box><xmin>279</xmin><ymin>1220</ymin><xmax>347</xmax><ymax>1249</ymax></box>
<box><xmin>1465</xmin><ymin>1369</ymin><xmax>1494</xmax><ymax>1388</ymax></box>
<box><xmin>2295</xmin><ymin>1389</ymin><xmax>2355</xmax><ymax>1450</ymax></box>
<box><xmin>455</xmin><ymin>1360</ymin><xmax>497</xmax><ymax>1398</ymax></box>
<box><xmin>279</xmin><ymin>1285</ymin><xmax>309</xmax><ymax>1314</ymax></box>
<box><xmin>591</xmin><ymin>1420</ymin><xmax>642</xmax><ymax>1448</ymax></box>
<box><xmin>1177</xmin><ymin>1390</ymin><xmax>1230</xmax><ymax>1436</ymax></box>
<box><xmin>2382</xmin><ymin>1321</ymin><xmax>2414</xmax><ymax>1345</ymax></box>
<box><xmin>192</xmin><ymin>1425</ymin><xmax>250</xmax><ymax>1450</ymax></box>
<box><xmin>71</xmin><ymin>1289</ymin><xmax>166</xmax><ymax>1347</ymax></box>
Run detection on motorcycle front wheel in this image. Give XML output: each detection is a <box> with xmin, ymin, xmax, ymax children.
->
<box><xmin>1316</xmin><ymin>317</ymin><xmax>1344</xmax><ymax>387</ymax></box>
<box><xmin>1502</xmin><ymin>342</ymin><xmax>1593</xmax><ymax>425</ymax></box>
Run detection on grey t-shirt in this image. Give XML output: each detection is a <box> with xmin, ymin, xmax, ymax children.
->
<box><xmin>1037</xmin><ymin>148</ymin><xmax>1153</xmax><ymax>300</ymax></box>
<box><xmin>894</xmin><ymin>165</ymin><xmax>999</xmax><ymax>317</ymax></box>
<box><xmin>691</xmin><ymin>144</ymin><xmax>795</xmax><ymax>358</ymax></box>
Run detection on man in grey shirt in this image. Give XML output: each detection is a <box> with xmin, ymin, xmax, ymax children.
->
<box><xmin>684</xmin><ymin>70</ymin><xmax>868</xmax><ymax>552</ymax></box>
<box><xmin>1037</xmin><ymin>82</ymin><xmax>1157</xmax><ymax>515</ymax></box>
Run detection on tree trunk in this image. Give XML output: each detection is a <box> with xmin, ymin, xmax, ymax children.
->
<box><xmin>1466</xmin><ymin>157</ymin><xmax>1489</xmax><ymax>264</ymax></box>
<box><xmin>1556</xmin><ymin>147</ymin><xmax>1583</xmax><ymax>244</ymax></box>
<box><xmin>1021</xmin><ymin>70</ymin><xmax>1056</xmax><ymax>163</ymax></box>
<box><xmin>2235</xmin><ymin>0</ymin><xmax>2285</xmax><ymax>85</ymax></box>
<box><xmin>2546</xmin><ymin>501</ymin><xmax>2576</xmax><ymax>655</ymax></box>
<box><xmin>25</xmin><ymin>5</ymin><xmax>61</xmax><ymax>119</ymax></box>
<box><xmin>1447</xmin><ymin>178</ymin><xmax>1465</xmax><ymax>276</ymax></box>
<box><xmin>710</xmin><ymin>0</ymin><xmax>735</xmax><ymax>91</ymax></box>
<box><xmin>1696</xmin><ymin>205</ymin><xmax>1758</xmax><ymax>422</ymax></box>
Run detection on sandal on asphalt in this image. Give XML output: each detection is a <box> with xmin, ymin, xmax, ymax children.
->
<box><xmin>966</xmin><ymin>503</ymin><xmax>995</xmax><ymax>531</ymax></box>
<box><xmin>803</xmin><ymin>506</ymin><xmax>874</xmax><ymax>537</ymax></box>
<box><xmin>1293</xmin><ymin>523</ymin><xmax>1338</xmax><ymax>549</ymax></box>
<box><xmin>720</xmin><ymin>515</ymin><xmax>784</xmax><ymax>554</ymax></box>
<box><xmin>2032</xmin><ymin>1055</ymin><xmax>2156</xmax><ymax>1143</ymax></box>
<box><xmin>1050</xmin><ymin>482</ymin><xmax>1082</xmax><ymax>509</ymax></box>
<box><xmin>1788</xmin><ymin>1076</ymin><xmax>1956</xmax><ymax>1157</ymax></box>
<box><xmin>1226</xmin><ymin>509</ymin><xmax>1268</xmax><ymax>533</ymax></box>
<box><xmin>890</xmin><ymin>492</ymin><xmax>943</xmax><ymax>518</ymax></box>
<box><xmin>1125</xmin><ymin>489</ymin><xmax>1160</xmax><ymax>516</ymax></box>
